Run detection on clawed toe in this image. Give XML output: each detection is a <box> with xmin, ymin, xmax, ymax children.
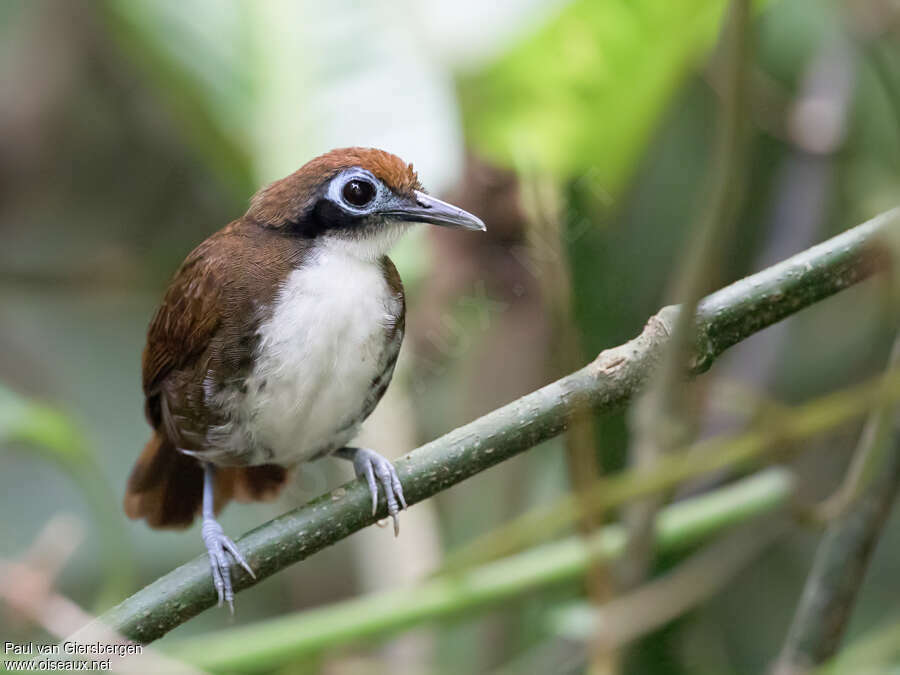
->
<box><xmin>349</xmin><ymin>448</ymin><xmax>407</xmax><ymax>536</ymax></box>
<box><xmin>202</xmin><ymin>518</ymin><xmax>254</xmax><ymax>612</ymax></box>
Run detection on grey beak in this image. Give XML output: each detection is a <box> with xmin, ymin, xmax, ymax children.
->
<box><xmin>387</xmin><ymin>190</ymin><xmax>486</xmax><ymax>232</ymax></box>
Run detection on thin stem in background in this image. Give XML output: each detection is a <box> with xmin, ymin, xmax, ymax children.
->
<box><xmin>562</xmin><ymin>520</ymin><xmax>786</xmax><ymax>651</ymax></box>
<box><xmin>772</xmin><ymin>333</ymin><xmax>900</xmax><ymax>674</ymax></box>
<box><xmin>517</xmin><ymin>163</ymin><xmax>615</xmax><ymax>673</ymax></box>
<box><xmin>620</xmin><ymin>0</ymin><xmax>752</xmax><ymax>590</ymax></box>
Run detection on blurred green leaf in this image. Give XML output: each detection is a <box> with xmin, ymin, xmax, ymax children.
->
<box><xmin>460</xmin><ymin>0</ymin><xmax>768</xmax><ymax>194</ymax></box>
<box><xmin>816</xmin><ymin>617</ymin><xmax>900</xmax><ymax>675</ymax></box>
<box><xmin>0</xmin><ymin>383</ymin><xmax>90</xmax><ymax>463</ymax></box>
<box><xmin>0</xmin><ymin>384</ymin><xmax>134</xmax><ymax>608</ymax></box>
<box><xmin>100</xmin><ymin>0</ymin><xmax>256</xmax><ymax>199</ymax></box>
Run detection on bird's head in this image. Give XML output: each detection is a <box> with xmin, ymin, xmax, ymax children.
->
<box><xmin>247</xmin><ymin>147</ymin><xmax>485</xmax><ymax>259</ymax></box>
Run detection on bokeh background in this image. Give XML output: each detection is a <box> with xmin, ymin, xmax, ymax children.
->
<box><xmin>1</xmin><ymin>0</ymin><xmax>899</xmax><ymax>673</ymax></box>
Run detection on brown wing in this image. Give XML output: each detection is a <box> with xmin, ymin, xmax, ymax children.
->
<box><xmin>127</xmin><ymin>227</ymin><xmax>233</xmax><ymax>528</ymax></box>
<box><xmin>142</xmin><ymin>223</ymin><xmax>259</xmax><ymax>446</ymax></box>
<box><xmin>129</xmin><ymin>222</ymin><xmax>296</xmax><ymax>528</ymax></box>
<box><xmin>142</xmin><ymin>223</ymin><xmax>306</xmax><ymax>441</ymax></box>
<box><xmin>142</xmin><ymin>232</ymin><xmax>229</xmax><ymax>410</ymax></box>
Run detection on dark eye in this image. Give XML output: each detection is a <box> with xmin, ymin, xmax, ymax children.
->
<box><xmin>342</xmin><ymin>178</ymin><xmax>376</xmax><ymax>208</ymax></box>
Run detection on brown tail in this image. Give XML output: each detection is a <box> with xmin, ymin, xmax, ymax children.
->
<box><xmin>124</xmin><ymin>433</ymin><xmax>289</xmax><ymax>530</ymax></box>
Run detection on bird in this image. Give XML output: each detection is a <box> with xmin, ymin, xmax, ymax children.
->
<box><xmin>124</xmin><ymin>147</ymin><xmax>485</xmax><ymax>610</ymax></box>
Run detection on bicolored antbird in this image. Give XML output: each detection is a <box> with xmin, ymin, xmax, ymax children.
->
<box><xmin>124</xmin><ymin>148</ymin><xmax>485</xmax><ymax>609</ymax></box>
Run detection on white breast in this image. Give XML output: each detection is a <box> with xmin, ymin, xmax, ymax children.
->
<box><xmin>235</xmin><ymin>249</ymin><xmax>401</xmax><ymax>466</ymax></box>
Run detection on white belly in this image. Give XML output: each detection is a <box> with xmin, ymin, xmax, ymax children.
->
<box><xmin>236</xmin><ymin>250</ymin><xmax>401</xmax><ymax>465</ymax></box>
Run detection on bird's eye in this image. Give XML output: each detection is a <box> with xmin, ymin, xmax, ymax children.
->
<box><xmin>342</xmin><ymin>178</ymin><xmax>376</xmax><ymax>208</ymax></box>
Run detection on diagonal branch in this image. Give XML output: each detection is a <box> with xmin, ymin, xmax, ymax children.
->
<box><xmin>72</xmin><ymin>208</ymin><xmax>898</xmax><ymax>646</ymax></box>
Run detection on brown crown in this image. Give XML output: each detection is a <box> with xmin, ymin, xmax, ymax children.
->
<box><xmin>248</xmin><ymin>147</ymin><xmax>423</xmax><ymax>227</ymax></box>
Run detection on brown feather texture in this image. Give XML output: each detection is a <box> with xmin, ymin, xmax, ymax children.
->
<box><xmin>125</xmin><ymin>433</ymin><xmax>288</xmax><ymax>529</ymax></box>
<box><xmin>249</xmin><ymin>147</ymin><xmax>422</xmax><ymax>227</ymax></box>
<box><xmin>129</xmin><ymin>222</ymin><xmax>306</xmax><ymax>528</ymax></box>
<box><xmin>126</xmin><ymin>147</ymin><xmax>414</xmax><ymax>529</ymax></box>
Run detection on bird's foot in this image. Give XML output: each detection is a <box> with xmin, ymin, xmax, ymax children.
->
<box><xmin>201</xmin><ymin>517</ymin><xmax>255</xmax><ymax>612</ymax></box>
<box><xmin>342</xmin><ymin>447</ymin><xmax>407</xmax><ymax>535</ymax></box>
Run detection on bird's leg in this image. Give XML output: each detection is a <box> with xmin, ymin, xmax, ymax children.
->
<box><xmin>200</xmin><ymin>462</ymin><xmax>254</xmax><ymax>612</ymax></box>
<box><xmin>335</xmin><ymin>447</ymin><xmax>407</xmax><ymax>535</ymax></box>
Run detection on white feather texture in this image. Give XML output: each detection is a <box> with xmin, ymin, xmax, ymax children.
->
<box><xmin>254</xmin><ymin>247</ymin><xmax>400</xmax><ymax>464</ymax></box>
<box><xmin>205</xmin><ymin>239</ymin><xmax>403</xmax><ymax>466</ymax></box>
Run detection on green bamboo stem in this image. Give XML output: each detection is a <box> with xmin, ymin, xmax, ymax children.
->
<box><xmin>71</xmin><ymin>207</ymin><xmax>898</xmax><ymax>645</ymax></box>
<box><xmin>165</xmin><ymin>469</ymin><xmax>793</xmax><ymax>672</ymax></box>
